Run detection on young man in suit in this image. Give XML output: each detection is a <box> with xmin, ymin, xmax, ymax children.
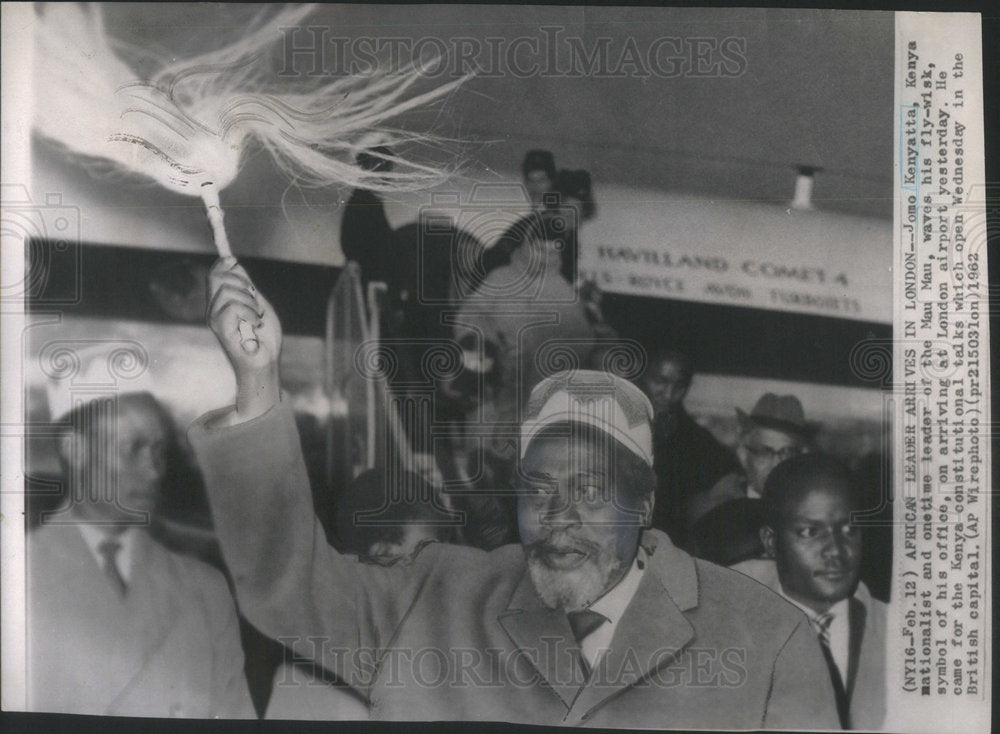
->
<box><xmin>190</xmin><ymin>258</ymin><xmax>840</xmax><ymax>728</ymax></box>
<box><xmin>732</xmin><ymin>454</ymin><xmax>887</xmax><ymax>730</ymax></box>
<box><xmin>27</xmin><ymin>392</ymin><xmax>254</xmax><ymax>718</ymax></box>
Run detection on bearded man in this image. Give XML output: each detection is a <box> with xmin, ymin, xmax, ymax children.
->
<box><xmin>190</xmin><ymin>258</ymin><xmax>840</xmax><ymax>727</ymax></box>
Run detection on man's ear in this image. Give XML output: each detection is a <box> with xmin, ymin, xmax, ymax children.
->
<box><xmin>735</xmin><ymin>443</ymin><xmax>749</xmax><ymax>470</ymax></box>
<box><xmin>760</xmin><ymin>524</ymin><xmax>777</xmax><ymax>559</ymax></box>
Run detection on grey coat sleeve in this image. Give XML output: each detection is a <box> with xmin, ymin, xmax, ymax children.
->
<box><xmin>189</xmin><ymin>403</ymin><xmax>442</xmax><ymax>692</ymax></box>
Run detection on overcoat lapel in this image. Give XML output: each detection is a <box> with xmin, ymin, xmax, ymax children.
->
<box><xmin>32</xmin><ymin>525</ymin><xmax>157</xmax><ymax>711</ymax></box>
<box><xmin>564</xmin><ymin>533</ymin><xmax>698</xmax><ymax>724</ymax></box>
<box><xmin>497</xmin><ymin>569</ymin><xmax>586</xmax><ymax>710</ymax></box>
<box><xmin>497</xmin><ymin>531</ymin><xmax>701</xmax><ymax>721</ymax></box>
<box><xmin>107</xmin><ymin>532</ymin><xmax>188</xmax><ymax>703</ymax></box>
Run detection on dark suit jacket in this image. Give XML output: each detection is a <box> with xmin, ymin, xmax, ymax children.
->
<box><xmin>27</xmin><ymin>523</ymin><xmax>254</xmax><ymax>717</ymax></box>
<box><xmin>650</xmin><ymin>408</ymin><xmax>740</xmax><ymax>547</ymax></box>
<box><xmin>191</xmin><ymin>404</ymin><xmax>840</xmax><ymax>728</ymax></box>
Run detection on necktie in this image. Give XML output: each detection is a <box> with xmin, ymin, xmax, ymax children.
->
<box><xmin>812</xmin><ymin>612</ymin><xmax>833</xmax><ymax>647</ymax></box>
<box><xmin>812</xmin><ymin>612</ymin><xmax>849</xmax><ymax>729</ymax></box>
<box><xmin>567</xmin><ymin>609</ymin><xmax>609</xmax><ymax>677</ymax></box>
<box><xmin>98</xmin><ymin>537</ymin><xmax>128</xmax><ymax>596</ymax></box>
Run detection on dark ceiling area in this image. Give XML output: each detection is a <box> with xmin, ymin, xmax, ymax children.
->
<box><xmin>103</xmin><ymin>4</ymin><xmax>894</xmax><ymax>219</ymax></box>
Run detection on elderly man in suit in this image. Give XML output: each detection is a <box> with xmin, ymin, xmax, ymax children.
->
<box><xmin>27</xmin><ymin>392</ymin><xmax>254</xmax><ymax>718</ymax></box>
<box><xmin>191</xmin><ymin>258</ymin><xmax>840</xmax><ymax>728</ymax></box>
<box><xmin>732</xmin><ymin>454</ymin><xmax>887</xmax><ymax>730</ymax></box>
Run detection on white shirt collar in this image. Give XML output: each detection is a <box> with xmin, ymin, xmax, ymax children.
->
<box><xmin>777</xmin><ymin>586</ymin><xmax>849</xmax><ymax>622</ymax></box>
<box><xmin>578</xmin><ymin>546</ymin><xmax>648</xmax><ymax>668</ymax></box>
<box><xmin>589</xmin><ymin>546</ymin><xmax>647</xmax><ymax>624</ymax></box>
<box><xmin>77</xmin><ymin>524</ymin><xmax>136</xmax><ymax>584</ymax></box>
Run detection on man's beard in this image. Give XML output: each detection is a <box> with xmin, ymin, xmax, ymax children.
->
<box><xmin>525</xmin><ymin>542</ymin><xmax>630</xmax><ymax>611</ymax></box>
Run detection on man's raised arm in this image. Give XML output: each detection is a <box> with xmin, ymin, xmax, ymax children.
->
<box><xmin>188</xmin><ymin>258</ymin><xmax>440</xmax><ymax>688</ymax></box>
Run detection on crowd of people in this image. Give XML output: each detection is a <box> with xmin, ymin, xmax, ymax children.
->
<box><xmin>26</xmin><ymin>148</ymin><xmax>889</xmax><ymax>729</ymax></box>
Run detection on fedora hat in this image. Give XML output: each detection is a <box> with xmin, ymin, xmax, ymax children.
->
<box><xmin>736</xmin><ymin>393</ymin><xmax>813</xmax><ymax>439</ymax></box>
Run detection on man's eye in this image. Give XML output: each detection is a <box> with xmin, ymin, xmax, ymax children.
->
<box><xmin>524</xmin><ymin>484</ymin><xmax>550</xmax><ymax>497</ymax></box>
<box><xmin>796</xmin><ymin>526</ymin><xmax>819</xmax><ymax>539</ymax></box>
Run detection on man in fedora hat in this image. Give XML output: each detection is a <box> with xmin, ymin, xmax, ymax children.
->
<box><xmin>188</xmin><ymin>259</ymin><xmax>840</xmax><ymax>727</ymax></box>
<box><xmin>735</xmin><ymin>393</ymin><xmax>813</xmax><ymax>500</ymax></box>
<box><xmin>687</xmin><ymin>393</ymin><xmax>813</xmax><ymax>565</ymax></box>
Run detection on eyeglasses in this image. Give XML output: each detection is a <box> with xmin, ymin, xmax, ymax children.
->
<box><xmin>745</xmin><ymin>444</ymin><xmax>804</xmax><ymax>463</ymax></box>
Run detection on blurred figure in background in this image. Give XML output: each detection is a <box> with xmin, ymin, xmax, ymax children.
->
<box><xmin>385</xmin><ymin>215</ymin><xmax>487</xmax><ymax>483</ymax></box>
<box><xmin>455</xmin><ymin>214</ymin><xmax>603</xmax><ymax>424</ymax></box>
<box><xmin>333</xmin><ymin>468</ymin><xmax>453</xmax><ymax>560</ymax></box>
<box><xmin>522</xmin><ymin>149</ymin><xmax>558</xmax><ymax>211</ymax></box>
<box><xmin>435</xmin><ymin>333</ymin><xmax>520</xmax><ymax>550</ymax></box>
<box><xmin>392</xmin><ymin>214</ymin><xmax>487</xmax><ymax>345</ymax></box>
<box><xmin>549</xmin><ymin>168</ymin><xmax>596</xmax><ymax>285</ymax></box>
<box><xmin>454</xmin><ymin>215</ymin><xmax>605</xmax><ymax>544</ymax></box>
<box><xmin>732</xmin><ymin>454</ymin><xmax>886</xmax><ymax>730</ymax></box>
<box><xmin>339</xmin><ymin>145</ymin><xmax>397</xmax><ymax>291</ymax></box>
<box><xmin>27</xmin><ymin>392</ymin><xmax>254</xmax><ymax>718</ymax></box>
<box><xmin>689</xmin><ymin>393</ymin><xmax>812</xmax><ymax>564</ymax></box>
<box><xmin>640</xmin><ymin>350</ymin><xmax>740</xmax><ymax>549</ymax></box>
<box><xmin>483</xmin><ymin>149</ymin><xmax>558</xmax><ymax>276</ymax></box>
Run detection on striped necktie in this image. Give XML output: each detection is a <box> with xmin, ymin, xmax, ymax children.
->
<box><xmin>812</xmin><ymin>612</ymin><xmax>849</xmax><ymax>728</ymax></box>
<box><xmin>812</xmin><ymin>612</ymin><xmax>834</xmax><ymax>647</ymax></box>
<box><xmin>567</xmin><ymin>609</ymin><xmax>609</xmax><ymax>677</ymax></box>
<box><xmin>98</xmin><ymin>537</ymin><xmax>128</xmax><ymax>596</ymax></box>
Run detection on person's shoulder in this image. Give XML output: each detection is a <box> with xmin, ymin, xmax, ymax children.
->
<box><xmin>431</xmin><ymin>540</ymin><xmax>525</xmax><ymax>577</ymax></box>
<box><xmin>869</xmin><ymin>595</ymin><xmax>889</xmax><ymax>619</ymax></box>
<box><xmin>728</xmin><ymin>557</ymin><xmax>781</xmax><ymax>589</ymax></box>
<box><xmin>151</xmin><ymin>538</ymin><xmax>233</xmax><ymax>601</ymax></box>
<box><xmin>346</xmin><ymin>188</ymin><xmax>380</xmax><ymax>204</ymax></box>
<box><xmin>697</xmin><ymin>559</ymin><xmax>791</xmax><ymax>609</ymax></box>
<box><xmin>416</xmin><ymin>540</ymin><xmax>518</xmax><ymax>589</ymax></box>
<box><xmin>855</xmin><ymin>581</ymin><xmax>888</xmax><ymax>632</ymax></box>
<box><xmin>28</xmin><ymin>522</ymin><xmax>59</xmax><ymax>550</ymax></box>
<box><xmin>647</xmin><ymin>529</ymin><xmax>798</xmax><ymax>622</ymax></box>
<box><xmin>693</xmin><ymin>558</ymin><xmax>809</xmax><ymax>641</ymax></box>
<box><xmin>28</xmin><ymin>522</ymin><xmax>83</xmax><ymax>565</ymax></box>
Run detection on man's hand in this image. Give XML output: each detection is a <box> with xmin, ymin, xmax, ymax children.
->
<box><xmin>207</xmin><ymin>257</ymin><xmax>282</xmax><ymax>422</ymax></box>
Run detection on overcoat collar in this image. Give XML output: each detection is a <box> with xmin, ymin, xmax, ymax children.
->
<box><xmin>498</xmin><ymin>529</ymin><xmax>698</xmax><ymax>718</ymax></box>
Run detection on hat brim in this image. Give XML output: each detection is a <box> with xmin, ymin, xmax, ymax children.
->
<box><xmin>736</xmin><ymin>409</ymin><xmax>814</xmax><ymax>439</ymax></box>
